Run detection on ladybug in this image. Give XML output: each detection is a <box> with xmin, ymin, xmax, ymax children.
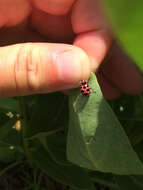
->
<box><xmin>80</xmin><ymin>80</ymin><xmax>91</xmax><ymax>96</ymax></box>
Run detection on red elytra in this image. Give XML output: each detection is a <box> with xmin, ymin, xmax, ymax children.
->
<box><xmin>80</xmin><ymin>80</ymin><xmax>91</xmax><ymax>96</ymax></box>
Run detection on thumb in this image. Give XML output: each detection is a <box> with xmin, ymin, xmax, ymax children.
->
<box><xmin>0</xmin><ymin>43</ymin><xmax>90</xmax><ymax>97</ymax></box>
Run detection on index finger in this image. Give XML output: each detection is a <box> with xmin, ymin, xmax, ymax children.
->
<box><xmin>71</xmin><ymin>0</ymin><xmax>112</xmax><ymax>71</ymax></box>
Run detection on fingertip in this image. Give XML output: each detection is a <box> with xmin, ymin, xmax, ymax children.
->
<box><xmin>74</xmin><ymin>29</ymin><xmax>112</xmax><ymax>72</ymax></box>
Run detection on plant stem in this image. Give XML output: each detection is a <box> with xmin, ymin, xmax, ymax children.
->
<box><xmin>0</xmin><ymin>160</ymin><xmax>23</xmax><ymax>176</ymax></box>
<box><xmin>18</xmin><ymin>97</ymin><xmax>31</xmax><ymax>165</ymax></box>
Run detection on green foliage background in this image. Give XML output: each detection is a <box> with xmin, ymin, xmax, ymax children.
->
<box><xmin>102</xmin><ymin>0</ymin><xmax>143</xmax><ymax>71</ymax></box>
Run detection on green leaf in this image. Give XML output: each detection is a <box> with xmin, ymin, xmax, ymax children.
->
<box><xmin>37</xmin><ymin>132</ymin><xmax>71</xmax><ymax>166</ymax></box>
<box><xmin>26</xmin><ymin>93</ymin><xmax>68</xmax><ymax>138</ymax></box>
<box><xmin>0</xmin><ymin>98</ymin><xmax>19</xmax><ymax>112</ymax></box>
<box><xmin>102</xmin><ymin>0</ymin><xmax>143</xmax><ymax>71</ymax></box>
<box><xmin>67</xmin><ymin>72</ymin><xmax>143</xmax><ymax>174</ymax></box>
<box><xmin>115</xmin><ymin>175</ymin><xmax>143</xmax><ymax>190</ymax></box>
<box><xmin>30</xmin><ymin>144</ymin><xmax>95</xmax><ymax>190</ymax></box>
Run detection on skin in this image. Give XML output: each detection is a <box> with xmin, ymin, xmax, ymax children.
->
<box><xmin>0</xmin><ymin>0</ymin><xmax>142</xmax><ymax>99</ymax></box>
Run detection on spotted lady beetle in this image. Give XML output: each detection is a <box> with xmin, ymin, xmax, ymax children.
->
<box><xmin>80</xmin><ymin>80</ymin><xmax>91</xmax><ymax>96</ymax></box>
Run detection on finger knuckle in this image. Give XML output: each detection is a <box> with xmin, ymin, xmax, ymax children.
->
<box><xmin>15</xmin><ymin>43</ymin><xmax>41</xmax><ymax>92</ymax></box>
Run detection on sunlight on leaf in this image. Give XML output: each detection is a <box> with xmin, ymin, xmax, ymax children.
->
<box><xmin>67</xmin><ymin>72</ymin><xmax>143</xmax><ymax>174</ymax></box>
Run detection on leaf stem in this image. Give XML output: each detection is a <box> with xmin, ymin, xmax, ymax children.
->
<box><xmin>18</xmin><ymin>97</ymin><xmax>31</xmax><ymax>165</ymax></box>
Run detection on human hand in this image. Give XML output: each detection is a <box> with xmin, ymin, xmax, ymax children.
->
<box><xmin>0</xmin><ymin>0</ymin><xmax>142</xmax><ymax>99</ymax></box>
<box><xmin>96</xmin><ymin>42</ymin><xmax>143</xmax><ymax>99</ymax></box>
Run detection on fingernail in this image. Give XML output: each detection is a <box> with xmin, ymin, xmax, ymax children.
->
<box><xmin>54</xmin><ymin>50</ymin><xmax>80</xmax><ymax>86</ymax></box>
